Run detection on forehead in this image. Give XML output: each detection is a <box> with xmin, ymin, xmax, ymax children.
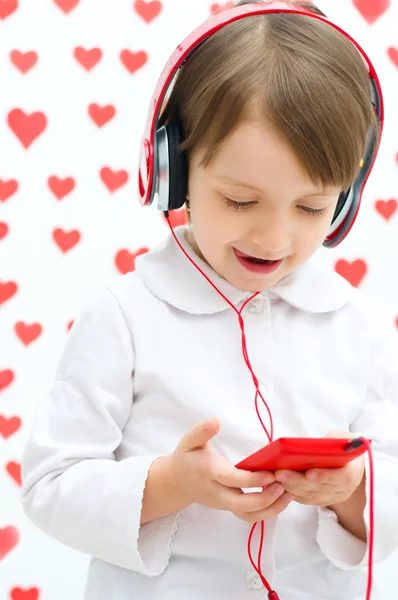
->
<box><xmin>203</xmin><ymin>119</ymin><xmax>314</xmax><ymax>188</ymax></box>
<box><xmin>192</xmin><ymin>118</ymin><xmax>341</xmax><ymax>198</ymax></box>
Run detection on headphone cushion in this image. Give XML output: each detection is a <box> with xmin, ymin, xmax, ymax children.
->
<box><xmin>166</xmin><ymin>122</ymin><xmax>188</xmax><ymax>211</ymax></box>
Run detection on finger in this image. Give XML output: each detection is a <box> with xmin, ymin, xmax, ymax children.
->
<box><xmin>293</xmin><ymin>490</ymin><xmax>344</xmax><ymax>507</ymax></box>
<box><xmin>179</xmin><ymin>418</ymin><xmax>220</xmax><ymax>451</ymax></box>
<box><xmin>244</xmin><ymin>491</ymin><xmax>294</xmax><ymax>522</ymax></box>
<box><xmin>324</xmin><ymin>430</ymin><xmax>354</xmax><ymax>440</ymax></box>
<box><xmin>274</xmin><ymin>469</ymin><xmax>316</xmax><ymax>492</ymax></box>
<box><xmin>214</xmin><ymin>459</ymin><xmax>275</xmax><ymax>489</ymax></box>
<box><xmin>231</xmin><ymin>483</ymin><xmax>286</xmax><ymax>514</ymax></box>
<box><xmin>305</xmin><ymin>466</ymin><xmax>353</xmax><ymax>486</ymax></box>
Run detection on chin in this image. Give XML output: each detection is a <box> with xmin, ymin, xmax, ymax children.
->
<box><xmin>228</xmin><ymin>273</ymin><xmax>282</xmax><ymax>293</ymax></box>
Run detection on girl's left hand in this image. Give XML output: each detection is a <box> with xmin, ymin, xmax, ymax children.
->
<box><xmin>274</xmin><ymin>431</ymin><xmax>366</xmax><ymax>507</ymax></box>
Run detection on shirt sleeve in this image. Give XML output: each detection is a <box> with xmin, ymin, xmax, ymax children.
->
<box><xmin>20</xmin><ymin>287</ymin><xmax>180</xmax><ymax>576</ymax></box>
<box><xmin>317</xmin><ymin>302</ymin><xmax>398</xmax><ymax>569</ymax></box>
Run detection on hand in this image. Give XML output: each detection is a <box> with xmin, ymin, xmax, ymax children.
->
<box><xmin>274</xmin><ymin>431</ymin><xmax>366</xmax><ymax>507</ymax></box>
<box><xmin>166</xmin><ymin>417</ymin><xmax>294</xmax><ymax>523</ymax></box>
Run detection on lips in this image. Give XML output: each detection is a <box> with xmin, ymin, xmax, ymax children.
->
<box><xmin>234</xmin><ymin>249</ymin><xmax>281</xmax><ymax>263</ymax></box>
<box><xmin>233</xmin><ymin>248</ymin><xmax>284</xmax><ymax>274</ymax></box>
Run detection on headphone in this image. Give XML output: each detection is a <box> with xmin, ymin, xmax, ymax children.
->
<box><xmin>138</xmin><ymin>1</ymin><xmax>384</xmax><ymax>249</ymax></box>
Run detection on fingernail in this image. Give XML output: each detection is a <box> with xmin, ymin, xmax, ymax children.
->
<box><xmin>308</xmin><ymin>471</ymin><xmax>319</xmax><ymax>482</ymax></box>
<box><xmin>278</xmin><ymin>474</ymin><xmax>288</xmax><ymax>482</ymax></box>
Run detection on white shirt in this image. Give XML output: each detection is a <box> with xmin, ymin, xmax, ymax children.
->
<box><xmin>20</xmin><ymin>226</ymin><xmax>398</xmax><ymax>600</ymax></box>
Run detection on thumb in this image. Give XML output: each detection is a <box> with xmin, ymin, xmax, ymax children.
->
<box><xmin>179</xmin><ymin>417</ymin><xmax>220</xmax><ymax>451</ymax></box>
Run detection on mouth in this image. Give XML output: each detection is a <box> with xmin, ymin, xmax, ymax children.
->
<box><xmin>233</xmin><ymin>248</ymin><xmax>284</xmax><ymax>274</ymax></box>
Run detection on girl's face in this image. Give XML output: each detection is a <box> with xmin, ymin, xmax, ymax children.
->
<box><xmin>186</xmin><ymin>117</ymin><xmax>342</xmax><ymax>292</ymax></box>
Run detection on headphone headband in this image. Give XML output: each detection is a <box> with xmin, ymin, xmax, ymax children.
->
<box><xmin>138</xmin><ymin>1</ymin><xmax>384</xmax><ymax>248</ymax></box>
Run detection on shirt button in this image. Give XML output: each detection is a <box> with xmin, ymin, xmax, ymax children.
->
<box><xmin>246</xmin><ymin>569</ymin><xmax>264</xmax><ymax>590</ymax></box>
<box><xmin>248</xmin><ymin>299</ymin><xmax>264</xmax><ymax>313</ymax></box>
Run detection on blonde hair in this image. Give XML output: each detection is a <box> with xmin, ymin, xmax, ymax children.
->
<box><xmin>161</xmin><ymin>0</ymin><xmax>379</xmax><ymax>210</ymax></box>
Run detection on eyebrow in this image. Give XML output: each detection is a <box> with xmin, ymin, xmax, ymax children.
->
<box><xmin>215</xmin><ymin>176</ymin><xmax>334</xmax><ymax>197</ymax></box>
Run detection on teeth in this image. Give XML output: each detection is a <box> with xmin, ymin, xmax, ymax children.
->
<box><xmin>247</xmin><ymin>257</ymin><xmax>273</xmax><ymax>264</ymax></box>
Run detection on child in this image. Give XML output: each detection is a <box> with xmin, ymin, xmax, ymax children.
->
<box><xmin>21</xmin><ymin>2</ymin><xmax>398</xmax><ymax>599</ymax></box>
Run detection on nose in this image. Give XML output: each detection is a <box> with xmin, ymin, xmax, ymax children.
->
<box><xmin>250</xmin><ymin>211</ymin><xmax>292</xmax><ymax>258</ymax></box>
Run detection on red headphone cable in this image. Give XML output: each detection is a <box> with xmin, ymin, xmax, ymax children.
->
<box><xmin>165</xmin><ymin>215</ymin><xmax>374</xmax><ymax>600</ymax></box>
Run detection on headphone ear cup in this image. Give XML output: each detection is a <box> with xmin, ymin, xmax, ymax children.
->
<box><xmin>165</xmin><ymin>122</ymin><xmax>188</xmax><ymax>211</ymax></box>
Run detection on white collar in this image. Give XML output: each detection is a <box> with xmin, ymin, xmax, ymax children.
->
<box><xmin>134</xmin><ymin>226</ymin><xmax>353</xmax><ymax>315</ymax></box>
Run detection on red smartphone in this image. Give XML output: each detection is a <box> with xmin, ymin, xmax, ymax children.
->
<box><xmin>235</xmin><ymin>437</ymin><xmax>370</xmax><ymax>472</ymax></box>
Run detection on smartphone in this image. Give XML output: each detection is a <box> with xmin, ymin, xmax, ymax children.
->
<box><xmin>235</xmin><ymin>437</ymin><xmax>370</xmax><ymax>472</ymax></box>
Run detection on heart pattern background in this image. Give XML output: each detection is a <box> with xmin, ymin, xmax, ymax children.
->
<box><xmin>1</xmin><ymin>0</ymin><xmax>398</xmax><ymax>598</ymax></box>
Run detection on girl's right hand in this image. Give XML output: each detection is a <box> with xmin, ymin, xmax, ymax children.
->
<box><xmin>166</xmin><ymin>417</ymin><xmax>294</xmax><ymax>523</ymax></box>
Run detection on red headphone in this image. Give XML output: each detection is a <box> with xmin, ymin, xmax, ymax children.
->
<box><xmin>138</xmin><ymin>1</ymin><xmax>384</xmax><ymax>248</ymax></box>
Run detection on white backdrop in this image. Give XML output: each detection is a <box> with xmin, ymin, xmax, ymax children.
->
<box><xmin>1</xmin><ymin>1</ymin><xmax>398</xmax><ymax>598</ymax></box>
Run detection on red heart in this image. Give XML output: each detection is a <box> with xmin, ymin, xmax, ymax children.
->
<box><xmin>387</xmin><ymin>47</ymin><xmax>398</xmax><ymax>68</ymax></box>
<box><xmin>0</xmin><ymin>222</ymin><xmax>9</xmax><ymax>240</ymax></box>
<box><xmin>88</xmin><ymin>103</ymin><xmax>116</xmax><ymax>127</ymax></box>
<box><xmin>7</xmin><ymin>109</ymin><xmax>47</xmax><ymax>149</ymax></box>
<box><xmin>210</xmin><ymin>1</ymin><xmax>234</xmax><ymax>15</ymax></box>
<box><xmin>120</xmin><ymin>50</ymin><xmax>148</xmax><ymax>74</ymax></box>
<box><xmin>53</xmin><ymin>0</ymin><xmax>79</xmax><ymax>13</ymax></box>
<box><xmin>0</xmin><ymin>370</ymin><xmax>14</xmax><ymax>392</ymax></box>
<box><xmin>375</xmin><ymin>198</ymin><xmax>397</xmax><ymax>220</ymax></box>
<box><xmin>52</xmin><ymin>228</ymin><xmax>81</xmax><ymax>253</ymax></box>
<box><xmin>74</xmin><ymin>47</ymin><xmax>102</xmax><ymax>70</ymax></box>
<box><xmin>14</xmin><ymin>322</ymin><xmax>43</xmax><ymax>345</ymax></box>
<box><xmin>162</xmin><ymin>208</ymin><xmax>188</xmax><ymax>229</ymax></box>
<box><xmin>115</xmin><ymin>247</ymin><xmax>149</xmax><ymax>275</ymax></box>
<box><xmin>0</xmin><ymin>178</ymin><xmax>18</xmax><ymax>202</ymax></box>
<box><xmin>10</xmin><ymin>588</ymin><xmax>39</xmax><ymax>600</ymax></box>
<box><xmin>334</xmin><ymin>259</ymin><xmax>367</xmax><ymax>287</ymax></box>
<box><xmin>6</xmin><ymin>461</ymin><xmax>22</xmax><ymax>487</ymax></box>
<box><xmin>352</xmin><ymin>0</ymin><xmax>390</xmax><ymax>24</ymax></box>
<box><xmin>0</xmin><ymin>280</ymin><xmax>18</xmax><ymax>305</ymax></box>
<box><xmin>48</xmin><ymin>176</ymin><xmax>75</xmax><ymax>200</ymax></box>
<box><xmin>10</xmin><ymin>50</ymin><xmax>38</xmax><ymax>74</ymax></box>
<box><xmin>100</xmin><ymin>167</ymin><xmax>129</xmax><ymax>192</ymax></box>
<box><xmin>0</xmin><ymin>415</ymin><xmax>22</xmax><ymax>439</ymax></box>
<box><xmin>133</xmin><ymin>0</ymin><xmax>162</xmax><ymax>23</ymax></box>
<box><xmin>0</xmin><ymin>526</ymin><xmax>19</xmax><ymax>560</ymax></box>
<box><xmin>0</xmin><ymin>0</ymin><xmax>18</xmax><ymax>20</ymax></box>
<box><xmin>67</xmin><ymin>320</ymin><xmax>74</xmax><ymax>332</ymax></box>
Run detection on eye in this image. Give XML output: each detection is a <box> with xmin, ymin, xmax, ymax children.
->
<box><xmin>298</xmin><ymin>206</ymin><xmax>328</xmax><ymax>217</ymax></box>
<box><xmin>223</xmin><ymin>197</ymin><xmax>255</xmax><ymax>211</ymax></box>
<box><xmin>224</xmin><ymin>196</ymin><xmax>328</xmax><ymax>217</ymax></box>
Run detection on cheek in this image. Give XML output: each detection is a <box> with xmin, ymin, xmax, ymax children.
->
<box><xmin>191</xmin><ymin>196</ymin><xmax>236</xmax><ymax>236</ymax></box>
<box><xmin>302</xmin><ymin>211</ymin><xmax>335</xmax><ymax>240</ymax></box>
<box><xmin>291</xmin><ymin>218</ymin><xmax>334</xmax><ymax>261</ymax></box>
